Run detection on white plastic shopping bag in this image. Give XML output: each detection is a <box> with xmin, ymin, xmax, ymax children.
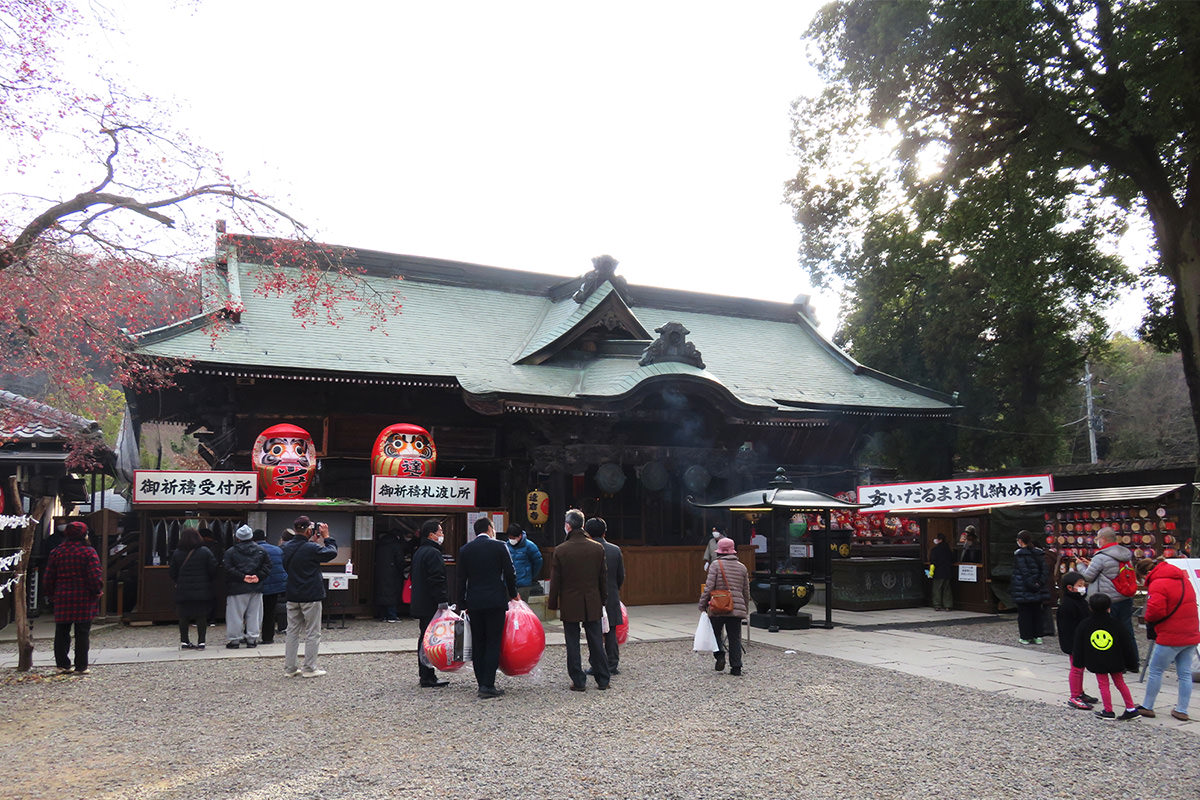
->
<box><xmin>601</xmin><ymin>606</ymin><xmax>610</xmax><ymax>633</ymax></box>
<box><xmin>693</xmin><ymin>612</ymin><xmax>718</xmax><ymax>652</ymax></box>
<box><xmin>460</xmin><ymin>611</ymin><xmax>473</xmax><ymax>663</ymax></box>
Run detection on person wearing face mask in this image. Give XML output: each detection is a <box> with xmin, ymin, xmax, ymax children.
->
<box><xmin>504</xmin><ymin>523</ymin><xmax>543</xmax><ymax>601</ymax></box>
<box><xmin>410</xmin><ymin>519</ymin><xmax>450</xmax><ymax>688</ymax></box>
<box><xmin>1057</xmin><ymin>571</ymin><xmax>1099</xmax><ymax>710</ymax></box>
<box><xmin>702</xmin><ymin>525</ymin><xmax>725</xmax><ymax>572</ymax></box>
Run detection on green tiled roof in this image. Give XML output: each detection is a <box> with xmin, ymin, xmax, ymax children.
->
<box><xmin>135</xmin><ymin>241</ymin><xmax>953</xmax><ymax>415</ymax></box>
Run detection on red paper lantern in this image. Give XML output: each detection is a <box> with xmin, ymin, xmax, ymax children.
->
<box><xmin>499</xmin><ymin>599</ymin><xmax>546</xmax><ymax>676</ymax></box>
<box><xmin>615</xmin><ymin>602</ymin><xmax>629</xmax><ymax>645</ymax></box>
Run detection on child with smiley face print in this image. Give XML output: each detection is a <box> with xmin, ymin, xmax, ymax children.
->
<box><xmin>1072</xmin><ymin>593</ymin><xmax>1141</xmax><ymax>721</ymax></box>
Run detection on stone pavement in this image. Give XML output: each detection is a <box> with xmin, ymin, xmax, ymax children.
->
<box><xmin>4</xmin><ymin>603</ymin><xmax>1195</xmax><ymax>736</ymax></box>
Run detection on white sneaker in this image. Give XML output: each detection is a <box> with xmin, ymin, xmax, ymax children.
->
<box><xmin>301</xmin><ymin>667</ymin><xmax>327</xmax><ymax>678</ymax></box>
<box><xmin>284</xmin><ymin>667</ymin><xmax>300</xmax><ymax>678</ymax></box>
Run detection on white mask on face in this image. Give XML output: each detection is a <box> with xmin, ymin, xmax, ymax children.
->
<box><xmin>433</xmin><ymin>533</ymin><xmax>444</xmax><ymax>545</ymax></box>
<box><xmin>712</xmin><ymin>531</ymin><xmax>721</xmax><ymax>539</ymax></box>
<box><xmin>509</xmin><ymin>537</ymin><xmax>521</xmax><ymax>545</ymax></box>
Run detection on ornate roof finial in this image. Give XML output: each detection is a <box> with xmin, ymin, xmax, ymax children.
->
<box><xmin>573</xmin><ymin>254</ymin><xmax>629</xmax><ymax>304</ymax></box>
<box><xmin>638</xmin><ymin>321</ymin><xmax>705</xmax><ymax>369</ymax></box>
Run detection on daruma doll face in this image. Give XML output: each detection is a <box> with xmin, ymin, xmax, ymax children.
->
<box><xmin>252</xmin><ymin>423</ymin><xmax>316</xmax><ymax>499</ymax></box>
<box><xmin>371</xmin><ymin>423</ymin><xmax>437</xmax><ymax>478</ymax></box>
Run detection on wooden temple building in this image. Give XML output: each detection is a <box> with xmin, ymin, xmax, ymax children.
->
<box><xmin>121</xmin><ymin>235</ymin><xmax>955</xmax><ymax>620</ymax></box>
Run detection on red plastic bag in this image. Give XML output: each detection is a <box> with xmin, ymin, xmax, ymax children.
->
<box><xmin>615</xmin><ymin>602</ymin><xmax>629</xmax><ymax>645</ymax></box>
<box><xmin>422</xmin><ymin>607</ymin><xmax>467</xmax><ymax>672</ymax></box>
<box><xmin>401</xmin><ymin>578</ymin><xmax>412</xmax><ymax>604</ymax></box>
<box><xmin>499</xmin><ymin>598</ymin><xmax>546</xmax><ymax>676</ymax></box>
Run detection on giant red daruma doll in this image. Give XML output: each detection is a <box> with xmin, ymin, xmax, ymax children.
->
<box><xmin>371</xmin><ymin>423</ymin><xmax>437</xmax><ymax>478</ymax></box>
<box><xmin>252</xmin><ymin>423</ymin><xmax>316</xmax><ymax>499</ymax></box>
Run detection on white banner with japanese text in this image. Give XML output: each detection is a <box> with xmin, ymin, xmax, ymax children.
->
<box><xmin>133</xmin><ymin>470</ymin><xmax>259</xmax><ymax>504</ymax></box>
<box><xmin>372</xmin><ymin>476</ymin><xmax>477</xmax><ymax>507</ymax></box>
<box><xmin>857</xmin><ymin>474</ymin><xmax>1053</xmax><ymax>513</ymax></box>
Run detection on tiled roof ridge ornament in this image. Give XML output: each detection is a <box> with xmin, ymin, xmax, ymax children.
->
<box><xmin>572</xmin><ymin>254</ymin><xmax>629</xmax><ymax>304</ymax></box>
<box><xmin>639</xmin><ymin>321</ymin><xmax>705</xmax><ymax>370</ymax></box>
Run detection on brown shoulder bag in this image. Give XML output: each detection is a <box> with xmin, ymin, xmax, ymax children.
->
<box><xmin>708</xmin><ymin>560</ymin><xmax>734</xmax><ymax>615</ymax></box>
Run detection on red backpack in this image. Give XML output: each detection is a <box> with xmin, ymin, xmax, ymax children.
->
<box><xmin>1112</xmin><ymin>561</ymin><xmax>1138</xmax><ymax>597</ymax></box>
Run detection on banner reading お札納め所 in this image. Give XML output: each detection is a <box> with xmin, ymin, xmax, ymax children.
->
<box><xmin>857</xmin><ymin>474</ymin><xmax>1052</xmax><ymax>513</ymax></box>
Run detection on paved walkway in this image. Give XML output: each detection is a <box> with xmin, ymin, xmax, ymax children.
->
<box><xmin>5</xmin><ymin>603</ymin><xmax>1195</xmax><ymax>735</ymax></box>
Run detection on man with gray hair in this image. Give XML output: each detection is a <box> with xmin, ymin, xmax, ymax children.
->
<box><xmin>1078</xmin><ymin>526</ymin><xmax>1139</xmax><ymax>666</ymax></box>
<box><xmin>548</xmin><ymin>508</ymin><xmax>609</xmax><ymax>691</ymax></box>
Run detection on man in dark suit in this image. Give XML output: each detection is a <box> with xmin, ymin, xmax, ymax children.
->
<box><xmin>548</xmin><ymin>509</ymin><xmax>609</xmax><ymax>691</ymax></box>
<box><xmin>456</xmin><ymin>517</ymin><xmax>518</xmax><ymax>699</ymax></box>
<box><xmin>585</xmin><ymin>516</ymin><xmax>625</xmax><ymax>674</ymax></box>
<box><xmin>410</xmin><ymin>519</ymin><xmax>449</xmax><ymax>688</ymax></box>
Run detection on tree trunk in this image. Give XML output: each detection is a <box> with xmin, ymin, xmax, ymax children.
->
<box><xmin>8</xmin><ymin>478</ymin><xmax>49</xmax><ymax>672</ymax></box>
<box><xmin>1164</xmin><ymin>223</ymin><xmax>1200</xmax><ymax>552</ymax></box>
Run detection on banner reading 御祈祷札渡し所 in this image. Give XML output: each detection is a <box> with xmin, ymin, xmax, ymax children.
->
<box><xmin>372</xmin><ymin>476</ymin><xmax>476</xmax><ymax>508</ymax></box>
<box><xmin>857</xmin><ymin>474</ymin><xmax>1053</xmax><ymax>514</ymax></box>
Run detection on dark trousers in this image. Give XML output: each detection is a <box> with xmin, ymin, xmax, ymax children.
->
<box><xmin>603</xmin><ymin>627</ymin><xmax>620</xmax><ymax>670</ymax></box>
<box><xmin>469</xmin><ymin>607</ymin><xmax>506</xmax><ymax>690</ymax></box>
<box><xmin>418</xmin><ymin>615</ymin><xmax>437</xmax><ymax>683</ymax></box>
<box><xmin>177</xmin><ymin>606</ymin><xmax>209</xmax><ymax>645</ymax></box>
<box><xmin>564</xmin><ymin>619</ymin><xmax>610</xmax><ymax>688</ymax></box>
<box><xmin>1111</xmin><ymin>597</ymin><xmax>1138</xmax><ymax>665</ymax></box>
<box><xmin>54</xmin><ymin>621</ymin><xmax>91</xmax><ymax>671</ymax></box>
<box><xmin>711</xmin><ymin>616</ymin><xmax>743</xmax><ymax>670</ymax></box>
<box><xmin>261</xmin><ymin>593</ymin><xmax>282</xmax><ymax>643</ymax></box>
<box><xmin>1016</xmin><ymin>602</ymin><xmax>1042</xmax><ymax>640</ymax></box>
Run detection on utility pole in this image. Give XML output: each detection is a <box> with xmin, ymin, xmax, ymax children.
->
<box><xmin>1082</xmin><ymin>361</ymin><xmax>1098</xmax><ymax>464</ymax></box>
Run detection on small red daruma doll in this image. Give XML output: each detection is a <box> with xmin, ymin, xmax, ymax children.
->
<box><xmin>371</xmin><ymin>423</ymin><xmax>437</xmax><ymax>478</ymax></box>
<box><xmin>252</xmin><ymin>423</ymin><xmax>316</xmax><ymax>499</ymax></box>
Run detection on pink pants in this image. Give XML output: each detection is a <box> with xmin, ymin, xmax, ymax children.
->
<box><xmin>1069</xmin><ymin>664</ymin><xmax>1087</xmax><ymax>697</ymax></box>
<box><xmin>1095</xmin><ymin>672</ymin><xmax>1134</xmax><ymax>713</ymax></box>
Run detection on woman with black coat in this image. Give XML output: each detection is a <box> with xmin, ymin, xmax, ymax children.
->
<box><xmin>373</xmin><ymin>531</ymin><xmax>405</xmax><ymax>622</ymax></box>
<box><xmin>1010</xmin><ymin>530</ymin><xmax>1050</xmax><ymax>645</ymax></box>
<box><xmin>170</xmin><ymin>527</ymin><xmax>218</xmax><ymax>649</ymax></box>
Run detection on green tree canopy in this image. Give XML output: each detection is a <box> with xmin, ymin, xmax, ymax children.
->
<box><xmin>791</xmin><ymin>0</ymin><xmax>1200</xmax><ymax>470</ymax></box>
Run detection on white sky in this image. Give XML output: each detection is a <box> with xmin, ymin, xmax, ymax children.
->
<box><xmin>85</xmin><ymin>1</ymin><xmax>841</xmax><ymax>327</ymax></box>
<box><xmin>41</xmin><ymin>0</ymin><xmax>1151</xmax><ymax>339</ymax></box>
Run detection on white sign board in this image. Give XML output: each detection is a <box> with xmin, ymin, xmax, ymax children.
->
<box><xmin>857</xmin><ymin>474</ymin><xmax>1053</xmax><ymax>513</ymax></box>
<box><xmin>372</xmin><ymin>476</ymin><xmax>477</xmax><ymax>507</ymax></box>
<box><xmin>1166</xmin><ymin>559</ymin><xmax>1200</xmax><ymax>618</ymax></box>
<box><xmin>133</xmin><ymin>470</ymin><xmax>258</xmax><ymax>505</ymax></box>
<box><xmin>957</xmin><ymin>563</ymin><xmax>978</xmax><ymax>583</ymax></box>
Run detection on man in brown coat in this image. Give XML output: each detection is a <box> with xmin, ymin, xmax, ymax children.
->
<box><xmin>548</xmin><ymin>508</ymin><xmax>609</xmax><ymax>691</ymax></box>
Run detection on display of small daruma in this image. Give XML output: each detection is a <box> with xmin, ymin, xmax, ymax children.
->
<box><xmin>252</xmin><ymin>423</ymin><xmax>316</xmax><ymax>499</ymax></box>
<box><xmin>371</xmin><ymin>423</ymin><xmax>437</xmax><ymax>478</ymax></box>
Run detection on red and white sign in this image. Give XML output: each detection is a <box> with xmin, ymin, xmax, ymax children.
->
<box><xmin>133</xmin><ymin>470</ymin><xmax>258</xmax><ymax>505</ymax></box>
<box><xmin>372</xmin><ymin>476</ymin><xmax>477</xmax><ymax>507</ymax></box>
<box><xmin>857</xmin><ymin>474</ymin><xmax>1053</xmax><ymax>513</ymax></box>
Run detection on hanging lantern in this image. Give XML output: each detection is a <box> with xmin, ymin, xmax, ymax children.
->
<box><xmin>252</xmin><ymin>423</ymin><xmax>316</xmax><ymax>499</ymax></box>
<box><xmin>371</xmin><ymin>423</ymin><xmax>437</xmax><ymax>478</ymax></box>
<box><xmin>527</xmin><ymin>490</ymin><xmax>550</xmax><ymax>525</ymax></box>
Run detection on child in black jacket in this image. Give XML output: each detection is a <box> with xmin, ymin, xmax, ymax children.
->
<box><xmin>1072</xmin><ymin>592</ymin><xmax>1140</xmax><ymax>721</ymax></box>
<box><xmin>1056</xmin><ymin>571</ymin><xmax>1097</xmax><ymax>709</ymax></box>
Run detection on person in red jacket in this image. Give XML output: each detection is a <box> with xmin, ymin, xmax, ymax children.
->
<box><xmin>43</xmin><ymin>520</ymin><xmax>103</xmax><ymax>674</ymax></box>
<box><xmin>1134</xmin><ymin>558</ymin><xmax>1200</xmax><ymax>721</ymax></box>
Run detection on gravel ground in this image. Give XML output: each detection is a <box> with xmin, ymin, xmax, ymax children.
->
<box><xmin>86</xmin><ymin>615</ymin><xmax>416</xmax><ymax>649</ymax></box>
<box><xmin>2</xmin><ymin>639</ymin><xmax>1197</xmax><ymax>800</ymax></box>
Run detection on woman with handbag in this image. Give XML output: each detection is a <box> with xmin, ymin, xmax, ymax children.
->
<box><xmin>699</xmin><ymin>537</ymin><xmax>751</xmax><ymax>676</ymax></box>
<box><xmin>169</xmin><ymin>527</ymin><xmax>219</xmax><ymax>650</ymax></box>
<box><xmin>1134</xmin><ymin>558</ymin><xmax>1200</xmax><ymax>721</ymax></box>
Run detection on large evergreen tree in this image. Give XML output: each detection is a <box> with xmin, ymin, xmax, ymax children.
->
<box><xmin>790</xmin><ymin>0</ymin><xmax>1194</xmax><ymax>471</ymax></box>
